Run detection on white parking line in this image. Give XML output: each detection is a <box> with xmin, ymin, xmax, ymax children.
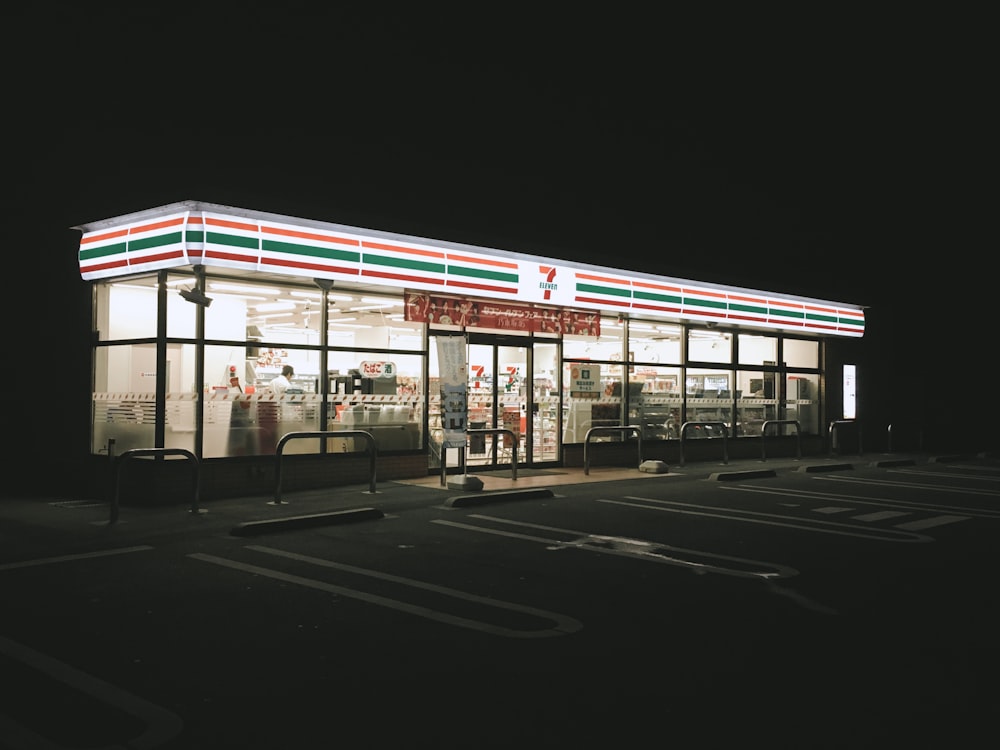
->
<box><xmin>895</xmin><ymin>515</ymin><xmax>970</xmax><ymax>531</ymax></box>
<box><xmin>189</xmin><ymin>550</ymin><xmax>582</xmax><ymax>639</ymax></box>
<box><xmin>0</xmin><ymin>632</ymin><xmax>183</xmax><ymax>749</ymax></box>
<box><xmin>0</xmin><ymin>545</ymin><xmax>154</xmax><ymax>572</ymax></box>
<box><xmin>433</xmin><ymin>515</ymin><xmax>797</xmax><ymax>580</ymax></box>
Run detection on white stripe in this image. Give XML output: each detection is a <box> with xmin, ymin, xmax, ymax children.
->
<box><xmin>895</xmin><ymin>515</ymin><xmax>970</xmax><ymax>531</ymax></box>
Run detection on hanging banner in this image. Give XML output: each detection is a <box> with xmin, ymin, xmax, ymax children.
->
<box><xmin>436</xmin><ymin>334</ymin><xmax>468</xmax><ymax>448</ymax></box>
<box><xmin>406</xmin><ymin>292</ymin><xmax>599</xmax><ymax>335</ymax></box>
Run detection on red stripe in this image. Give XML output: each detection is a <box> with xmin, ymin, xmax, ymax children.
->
<box><xmin>260</xmin><ymin>257</ymin><xmax>360</xmax><ymax>275</ymax></box>
<box><xmin>361</xmin><ymin>269</ymin><xmax>446</xmax><ymax>285</ymax></box>
<box><xmin>574</xmin><ymin>295</ymin><xmax>631</xmax><ymax>309</ymax></box>
<box><xmin>82</xmin><ymin>258</ymin><xmax>129</xmax><ymax>272</ymax></box>
<box><xmin>444</xmin><ymin>279</ymin><xmax>518</xmax><ymax>294</ymax></box>
<box><xmin>630</xmin><ymin>302</ymin><xmax>683</xmax><ymax>314</ymax></box>
<box><xmin>204</xmin><ymin>250</ymin><xmax>258</xmax><ymax>262</ymax></box>
<box><xmin>128</xmin><ymin>250</ymin><xmax>185</xmax><ymax>265</ymax></box>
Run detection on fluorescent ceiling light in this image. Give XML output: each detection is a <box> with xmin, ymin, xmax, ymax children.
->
<box><xmin>210</xmin><ymin>282</ymin><xmax>282</xmax><ymax>294</ymax></box>
<box><xmin>326</xmin><ymin>317</ymin><xmax>356</xmax><ymax>324</ymax></box>
<box><xmin>288</xmin><ymin>291</ymin><xmax>322</xmax><ymax>299</ymax></box>
<box><xmin>255</xmin><ymin>301</ymin><xmax>297</xmax><ymax>312</ymax></box>
<box><xmin>360</xmin><ymin>297</ymin><xmax>401</xmax><ymax>306</ymax></box>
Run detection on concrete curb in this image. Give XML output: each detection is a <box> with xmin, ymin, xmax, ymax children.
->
<box><xmin>444</xmin><ymin>488</ymin><xmax>555</xmax><ymax>508</ymax></box>
<box><xmin>230</xmin><ymin>507</ymin><xmax>385</xmax><ymax>536</ymax></box>
<box><xmin>797</xmin><ymin>463</ymin><xmax>855</xmax><ymax>473</ymax></box>
<box><xmin>870</xmin><ymin>459</ymin><xmax>917</xmax><ymax>468</ymax></box>
<box><xmin>707</xmin><ymin>469</ymin><xmax>777</xmax><ymax>481</ymax></box>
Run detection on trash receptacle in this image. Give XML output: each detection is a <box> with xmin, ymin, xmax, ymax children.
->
<box><xmin>469</xmin><ymin>422</ymin><xmax>487</xmax><ymax>454</ymax></box>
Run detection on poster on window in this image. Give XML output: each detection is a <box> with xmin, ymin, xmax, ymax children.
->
<box><xmin>436</xmin><ymin>334</ymin><xmax>468</xmax><ymax>448</ymax></box>
<box><xmin>406</xmin><ymin>292</ymin><xmax>600</xmax><ymax>335</ymax></box>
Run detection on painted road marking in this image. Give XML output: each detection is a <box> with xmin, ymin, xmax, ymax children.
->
<box><xmin>895</xmin><ymin>515</ymin><xmax>971</xmax><ymax>531</ymax></box>
<box><xmin>0</xmin><ymin>633</ymin><xmax>183</xmax><ymax>750</ymax></box>
<box><xmin>610</xmin><ymin>496</ymin><xmax>933</xmax><ymax>543</ymax></box>
<box><xmin>725</xmin><ymin>483</ymin><xmax>991</xmax><ymax>520</ymax></box>
<box><xmin>815</xmin><ymin>473</ymin><xmax>1000</xmax><ymax>500</ymax></box>
<box><xmin>0</xmin><ymin>545</ymin><xmax>154</xmax><ymax>572</ymax></box>
<box><xmin>432</xmin><ymin>515</ymin><xmax>797</xmax><ymax>580</ymax></box>
<box><xmin>189</xmin><ymin>549</ymin><xmax>582</xmax><ymax>639</ymax></box>
<box><xmin>852</xmin><ymin>511</ymin><xmax>911</xmax><ymax>522</ymax></box>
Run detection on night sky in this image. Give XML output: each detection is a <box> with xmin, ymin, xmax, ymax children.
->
<box><xmin>7</xmin><ymin>7</ymin><xmax>995</xmax><ymax>489</ymax></box>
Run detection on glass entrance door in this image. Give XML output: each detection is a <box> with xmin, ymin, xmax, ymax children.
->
<box><xmin>429</xmin><ymin>333</ymin><xmax>561</xmax><ymax>472</ymax></box>
<box><xmin>467</xmin><ymin>339</ymin><xmax>527</xmax><ymax>469</ymax></box>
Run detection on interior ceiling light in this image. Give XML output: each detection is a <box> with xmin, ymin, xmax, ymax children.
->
<box><xmin>210</xmin><ymin>282</ymin><xmax>282</xmax><ymax>294</ymax></box>
<box><xmin>289</xmin><ymin>290</ymin><xmax>323</xmax><ymax>299</ymax></box>
<box><xmin>360</xmin><ymin>296</ymin><xmax>401</xmax><ymax>306</ymax></box>
<box><xmin>254</xmin><ymin>301</ymin><xmax>297</xmax><ymax>312</ymax></box>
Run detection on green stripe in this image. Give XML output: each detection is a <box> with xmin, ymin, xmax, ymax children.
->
<box><xmin>728</xmin><ymin>301</ymin><xmax>768</xmax><ymax>316</ymax></box>
<box><xmin>364</xmin><ymin>252</ymin><xmax>446</xmax><ymax>275</ymax></box>
<box><xmin>577</xmin><ymin>282</ymin><xmax>631</xmax><ymax>299</ymax></box>
<box><xmin>684</xmin><ymin>295</ymin><xmax>727</xmax><ymax>310</ymax></box>
<box><xmin>81</xmin><ymin>241</ymin><xmax>126</xmax><ymax>261</ymax></box>
<box><xmin>769</xmin><ymin>307</ymin><xmax>805</xmax><ymax>319</ymax></box>
<box><xmin>633</xmin><ymin>289</ymin><xmax>682</xmax><ymax>305</ymax></box>
<box><xmin>185</xmin><ymin>229</ymin><xmax>204</xmax><ymax>242</ymax></box>
<box><xmin>805</xmin><ymin>311</ymin><xmax>838</xmax><ymax>324</ymax></box>
<box><xmin>206</xmin><ymin>231</ymin><xmax>259</xmax><ymax>250</ymax></box>
<box><xmin>263</xmin><ymin>238</ymin><xmax>361</xmax><ymax>263</ymax></box>
<box><xmin>129</xmin><ymin>231</ymin><xmax>183</xmax><ymax>252</ymax></box>
<box><xmin>447</xmin><ymin>264</ymin><xmax>518</xmax><ymax>284</ymax></box>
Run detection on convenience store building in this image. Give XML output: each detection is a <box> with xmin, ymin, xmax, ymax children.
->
<box><xmin>75</xmin><ymin>201</ymin><xmax>865</xmax><ymax>500</ymax></box>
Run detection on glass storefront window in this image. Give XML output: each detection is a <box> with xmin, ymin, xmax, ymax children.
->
<box><xmin>785</xmin><ymin>373</ymin><xmax>819</xmax><ymax>435</ymax></box>
<box><xmin>784</xmin><ymin>338</ymin><xmax>819</xmax><ymax>368</ymax></box>
<box><xmin>96</xmin><ymin>278</ymin><xmax>159</xmax><ymax>341</ymax></box>
<box><xmin>688</xmin><ymin>328</ymin><xmax>732</xmax><ymax>364</ymax></box>
<box><xmin>685</xmin><ymin>367</ymin><xmax>733</xmax><ymax>436</ymax></box>
<box><xmin>734</xmin><ymin>369</ymin><xmax>777</xmax><ymax>436</ymax></box>
<box><xmin>562</xmin><ymin>315</ymin><xmax>623</xmax><ymax>359</ymax></box>
<box><xmin>738</xmin><ymin>333</ymin><xmax>777</xmax><ymax>366</ymax></box>
<box><xmin>562</xmin><ymin>360</ymin><xmax>624</xmax><ymax>442</ymax></box>
<box><xmin>628</xmin><ymin>364</ymin><xmax>682</xmax><ymax>439</ymax></box>
<box><xmin>629</xmin><ymin>321</ymin><xmax>681</xmax><ymax>365</ymax></box>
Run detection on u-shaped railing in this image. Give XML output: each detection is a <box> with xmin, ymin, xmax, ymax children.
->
<box><xmin>828</xmin><ymin>420</ymin><xmax>862</xmax><ymax>456</ymax></box>
<box><xmin>273</xmin><ymin>430</ymin><xmax>377</xmax><ymax>504</ymax></box>
<box><xmin>583</xmin><ymin>426</ymin><xmax>643</xmax><ymax>474</ymax></box>
<box><xmin>759</xmin><ymin>419</ymin><xmax>802</xmax><ymax>461</ymax></box>
<box><xmin>678</xmin><ymin>421</ymin><xmax>729</xmax><ymax>467</ymax></box>
<box><xmin>110</xmin><ymin>447</ymin><xmax>201</xmax><ymax>524</ymax></box>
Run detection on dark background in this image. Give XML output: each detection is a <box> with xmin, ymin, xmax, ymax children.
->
<box><xmin>6</xmin><ymin>7</ymin><xmax>994</xmax><ymax>494</ymax></box>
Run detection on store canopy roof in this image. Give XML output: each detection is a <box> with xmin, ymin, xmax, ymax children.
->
<box><xmin>73</xmin><ymin>201</ymin><xmax>864</xmax><ymax>338</ymax></box>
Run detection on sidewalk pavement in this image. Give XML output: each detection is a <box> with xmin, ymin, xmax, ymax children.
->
<box><xmin>1</xmin><ymin>450</ymin><xmax>954</xmax><ymax>562</ymax></box>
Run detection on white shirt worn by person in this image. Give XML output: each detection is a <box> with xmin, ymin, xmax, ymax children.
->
<box><xmin>270</xmin><ymin>374</ymin><xmax>291</xmax><ymax>398</ymax></box>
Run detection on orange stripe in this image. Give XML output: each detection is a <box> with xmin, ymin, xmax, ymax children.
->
<box><xmin>81</xmin><ymin>228</ymin><xmax>128</xmax><ymax>244</ymax></box>
<box><xmin>205</xmin><ymin>217</ymin><xmax>259</xmax><ymax>232</ymax></box>
<box><xmin>804</xmin><ymin>303</ymin><xmax>839</xmax><ymax>314</ymax></box>
<box><xmin>446</xmin><ymin>253</ymin><xmax>517</xmax><ymax>269</ymax></box>
<box><xmin>682</xmin><ymin>287</ymin><xmax>727</xmax><ymax>300</ymax></box>
<box><xmin>261</xmin><ymin>225</ymin><xmax>359</xmax><ymax>246</ymax></box>
<box><xmin>187</xmin><ymin>215</ymin><xmax>204</xmax><ymax>224</ymax></box>
<box><xmin>130</xmin><ymin>217</ymin><xmax>185</xmax><ymax>234</ymax></box>
<box><xmin>632</xmin><ymin>279</ymin><xmax>683</xmax><ymax>293</ymax></box>
<box><xmin>575</xmin><ymin>272</ymin><xmax>630</xmax><ymax>286</ymax></box>
<box><xmin>728</xmin><ymin>292</ymin><xmax>767</xmax><ymax>305</ymax></box>
<box><xmin>362</xmin><ymin>240</ymin><xmax>445</xmax><ymax>259</ymax></box>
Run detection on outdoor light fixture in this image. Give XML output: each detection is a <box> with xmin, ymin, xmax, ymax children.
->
<box><xmin>179</xmin><ymin>266</ymin><xmax>213</xmax><ymax>307</ymax></box>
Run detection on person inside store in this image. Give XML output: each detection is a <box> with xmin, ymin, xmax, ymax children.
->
<box><xmin>269</xmin><ymin>365</ymin><xmax>294</xmax><ymax>398</ymax></box>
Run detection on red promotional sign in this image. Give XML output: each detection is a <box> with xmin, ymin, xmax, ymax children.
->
<box><xmin>404</xmin><ymin>292</ymin><xmax>600</xmax><ymax>335</ymax></box>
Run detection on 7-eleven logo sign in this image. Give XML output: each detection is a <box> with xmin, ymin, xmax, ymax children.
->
<box><xmin>538</xmin><ymin>265</ymin><xmax>557</xmax><ymax>300</ymax></box>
